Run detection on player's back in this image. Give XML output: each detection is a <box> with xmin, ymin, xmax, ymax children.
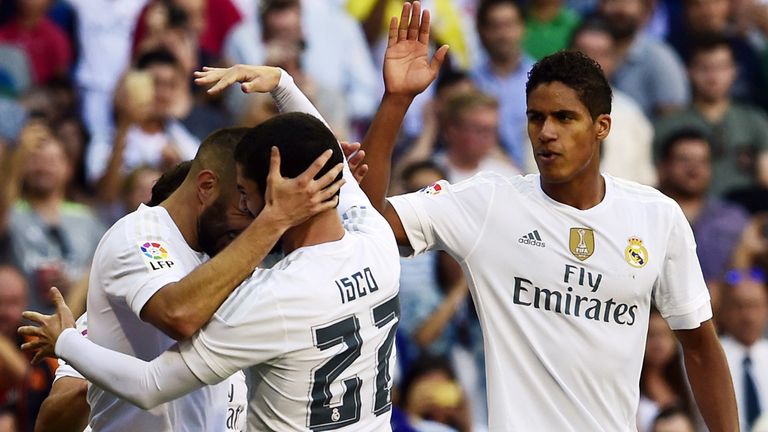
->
<box><xmin>86</xmin><ymin>204</ymin><xmax>223</xmax><ymax>431</ymax></box>
<box><xmin>182</xmin><ymin>205</ymin><xmax>401</xmax><ymax>431</ymax></box>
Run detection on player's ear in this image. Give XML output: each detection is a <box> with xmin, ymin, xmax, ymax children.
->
<box><xmin>196</xmin><ymin>169</ymin><xmax>218</xmax><ymax>205</ymax></box>
<box><xmin>595</xmin><ymin>114</ymin><xmax>611</xmax><ymax>141</ymax></box>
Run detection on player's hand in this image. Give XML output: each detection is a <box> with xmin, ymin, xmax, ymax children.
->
<box><xmin>340</xmin><ymin>141</ymin><xmax>368</xmax><ymax>184</ymax></box>
<box><xmin>383</xmin><ymin>1</ymin><xmax>448</xmax><ymax>98</ymax></box>
<box><xmin>17</xmin><ymin>287</ymin><xmax>76</xmax><ymax>364</ymax></box>
<box><xmin>194</xmin><ymin>65</ymin><xmax>282</xmax><ymax>95</ymax></box>
<box><xmin>260</xmin><ymin>147</ymin><xmax>345</xmax><ymax>229</ymax></box>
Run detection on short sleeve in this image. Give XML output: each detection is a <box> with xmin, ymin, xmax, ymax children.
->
<box><xmin>387</xmin><ymin>177</ymin><xmax>495</xmax><ymax>261</ymax></box>
<box><xmin>179</xmin><ymin>276</ymin><xmax>287</xmax><ymax>384</ymax></box>
<box><xmin>101</xmin><ymin>223</ymin><xmax>191</xmax><ymax>318</ymax></box>
<box><xmin>653</xmin><ymin>204</ymin><xmax>712</xmax><ymax>330</ymax></box>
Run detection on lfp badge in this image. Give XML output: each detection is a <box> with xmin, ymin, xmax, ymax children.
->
<box><xmin>139</xmin><ymin>241</ymin><xmax>175</xmax><ymax>270</ymax></box>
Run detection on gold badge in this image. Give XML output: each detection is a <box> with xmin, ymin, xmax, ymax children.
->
<box><xmin>624</xmin><ymin>236</ymin><xmax>649</xmax><ymax>268</ymax></box>
<box><xmin>569</xmin><ymin>227</ymin><xmax>595</xmax><ymax>261</ymax></box>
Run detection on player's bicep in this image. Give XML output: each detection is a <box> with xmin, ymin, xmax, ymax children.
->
<box><xmin>385</xmin><ymin>202</ymin><xmax>412</xmax><ymax>248</ymax></box>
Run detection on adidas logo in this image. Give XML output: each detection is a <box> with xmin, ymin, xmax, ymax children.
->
<box><xmin>519</xmin><ymin>230</ymin><xmax>545</xmax><ymax>248</ymax></box>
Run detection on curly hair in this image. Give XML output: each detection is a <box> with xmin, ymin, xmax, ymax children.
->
<box><xmin>525</xmin><ymin>50</ymin><xmax>612</xmax><ymax>120</ymax></box>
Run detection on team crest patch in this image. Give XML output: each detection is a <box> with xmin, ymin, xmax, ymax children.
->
<box><xmin>139</xmin><ymin>241</ymin><xmax>175</xmax><ymax>271</ymax></box>
<box><xmin>569</xmin><ymin>227</ymin><xmax>595</xmax><ymax>261</ymax></box>
<box><xmin>624</xmin><ymin>236</ymin><xmax>649</xmax><ymax>268</ymax></box>
<box><xmin>420</xmin><ymin>182</ymin><xmax>443</xmax><ymax>195</ymax></box>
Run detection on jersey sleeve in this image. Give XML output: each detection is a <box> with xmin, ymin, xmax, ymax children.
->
<box><xmin>270</xmin><ymin>69</ymin><xmax>373</xmax><ymax>218</ymax></box>
<box><xmin>55</xmin><ymin>328</ymin><xmax>207</xmax><ymax>410</ymax></box>
<box><xmin>101</xmin><ymin>221</ymin><xmax>191</xmax><ymax>318</ymax></box>
<box><xmin>387</xmin><ymin>177</ymin><xmax>495</xmax><ymax>261</ymax></box>
<box><xmin>179</xmin><ymin>274</ymin><xmax>287</xmax><ymax>384</ymax></box>
<box><xmin>653</xmin><ymin>203</ymin><xmax>712</xmax><ymax>330</ymax></box>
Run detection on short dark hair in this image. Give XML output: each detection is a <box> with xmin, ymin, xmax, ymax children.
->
<box><xmin>148</xmin><ymin>161</ymin><xmax>192</xmax><ymax>206</ymax></box>
<box><xmin>526</xmin><ymin>50</ymin><xmax>612</xmax><ymax>119</ymax></box>
<box><xmin>569</xmin><ymin>17</ymin><xmax>615</xmax><ymax>49</ymax></box>
<box><xmin>476</xmin><ymin>0</ymin><xmax>523</xmax><ymax>28</ymax></box>
<box><xmin>234</xmin><ymin>112</ymin><xmax>342</xmax><ymax>199</ymax></box>
<box><xmin>400</xmin><ymin>159</ymin><xmax>447</xmax><ymax>190</ymax></box>
<box><xmin>658</xmin><ymin>128</ymin><xmax>711</xmax><ymax>161</ymax></box>
<box><xmin>190</xmin><ymin>127</ymin><xmax>251</xmax><ymax>196</ymax></box>
<box><xmin>685</xmin><ymin>33</ymin><xmax>733</xmax><ymax>66</ymax></box>
<box><xmin>136</xmin><ymin>48</ymin><xmax>181</xmax><ymax>71</ymax></box>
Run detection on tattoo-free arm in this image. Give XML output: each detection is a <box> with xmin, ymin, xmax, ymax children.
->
<box><xmin>35</xmin><ymin>377</ymin><xmax>89</xmax><ymax>432</ymax></box>
<box><xmin>675</xmin><ymin>320</ymin><xmax>739</xmax><ymax>432</ymax></box>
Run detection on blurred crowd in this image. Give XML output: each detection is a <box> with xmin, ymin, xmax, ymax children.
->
<box><xmin>1</xmin><ymin>0</ymin><xmax>768</xmax><ymax>431</ymax></box>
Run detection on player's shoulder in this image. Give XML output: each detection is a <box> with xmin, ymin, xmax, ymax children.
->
<box><xmin>607</xmin><ymin>175</ymin><xmax>679</xmax><ymax>212</ymax></box>
<box><xmin>107</xmin><ymin>205</ymin><xmax>176</xmax><ymax>244</ymax></box>
<box><xmin>422</xmin><ymin>171</ymin><xmax>532</xmax><ymax>196</ymax></box>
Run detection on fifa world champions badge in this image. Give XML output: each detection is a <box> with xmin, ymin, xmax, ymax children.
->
<box><xmin>624</xmin><ymin>237</ymin><xmax>649</xmax><ymax>268</ymax></box>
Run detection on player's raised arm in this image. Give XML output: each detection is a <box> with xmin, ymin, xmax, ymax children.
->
<box><xmin>358</xmin><ymin>1</ymin><xmax>447</xmax><ymax>245</ymax></box>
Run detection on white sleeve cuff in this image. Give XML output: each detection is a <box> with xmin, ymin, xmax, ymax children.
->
<box><xmin>387</xmin><ymin>195</ymin><xmax>431</xmax><ymax>257</ymax></box>
<box><xmin>663</xmin><ymin>298</ymin><xmax>713</xmax><ymax>330</ymax></box>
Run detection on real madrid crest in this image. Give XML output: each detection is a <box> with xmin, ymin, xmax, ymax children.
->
<box><xmin>569</xmin><ymin>227</ymin><xmax>595</xmax><ymax>261</ymax></box>
<box><xmin>624</xmin><ymin>236</ymin><xmax>649</xmax><ymax>268</ymax></box>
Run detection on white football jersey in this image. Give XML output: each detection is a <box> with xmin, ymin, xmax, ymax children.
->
<box><xmin>178</xmin><ymin>179</ymin><xmax>401</xmax><ymax>432</ymax></box>
<box><xmin>86</xmin><ymin>204</ymin><xmax>227</xmax><ymax>432</ymax></box>
<box><xmin>388</xmin><ymin>172</ymin><xmax>712</xmax><ymax>431</ymax></box>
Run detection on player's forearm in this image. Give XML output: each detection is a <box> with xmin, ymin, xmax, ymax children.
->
<box><xmin>677</xmin><ymin>321</ymin><xmax>739</xmax><ymax>432</ymax></box>
<box><xmin>359</xmin><ymin>93</ymin><xmax>413</xmax><ymax>213</ymax></box>
<box><xmin>271</xmin><ymin>70</ymin><xmax>327</xmax><ymax>127</ymax></box>
<box><xmin>56</xmin><ymin>328</ymin><xmax>203</xmax><ymax>410</ymax></box>
<box><xmin>146</xmin><ymin>211</ymin><xmax>287</xmax><ymax>339</ymax></box>
<box><xmin>35</xmin><ymin>377</ymin><xmax>90</xmax><ymax>432</ymax></box>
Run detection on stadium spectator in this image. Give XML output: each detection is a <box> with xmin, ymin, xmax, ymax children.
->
<box><xmin>719</xmin><ymin>269</ymin><xmax>768</xmax><ymax>432</ymax></box>
<box><xmin>0</xmin><ymin>0</ymin><xmax>72</xmax><ymax>85</ymax></box>
<box><xmin>224</xmin><ymin>0</ymin><xmax>379</xmax><ymax>128</ymax></box>
<box><xmin>598</xmin><ymin>0</ymin><xmax>690</xmax><ymax>117</ymax></box>
<box><xmin>650</xmin><ymin>405</ymin><xmax>697</xmax><ymax>432</ymax></box>
<box><xmin>656</xmin><ymin>129</ymin><xmax>749</xmax><ymax>282</ymax></box>
<box><xmin>86</xmin><ymin>49</ymin><xmax>201</xmax><ymax>202</ymax></box>
<box><xmin>637</xmin><ymin>309</ymin><xmax>696</xmax><ymax>432</ymax></box>
<box><xmin>654</xmin><ymin>36</ymin><xmax>768</xmax><ymax>196</ymax></box>
<box><xmin>64</xmin><ymin>0</ymin><xmax>148</xmax><ymax>140</ymax></box>
<box><xmin>133</xmin><ymin>0</ymin><xmax>242</xmax><ymax>65</ymax></box>
<box><xmin>0</xmin><ymin>265</ymin><xmax>57</xmax><ymax>432</ymax></box>
<box><xmin>3</xmin><ymin>122</ymin><xmax>104</xmax><ymax>313</ymax></box>
<box><xmin>470</xmin><ymin>0</ymin><xmax>534</xmax><ymax>167</ymax></box>
<box><xmin>395</xmin><ymin>355</ymin><xmax>472</xmax><ymax>432</ymax></box>
<box><xmin>567</xmin><ymin>16</ymin><xmax>656</xmax><ymax>185</ymax></box>
<box><xmin>667</xmin><ymin>0</ymin><xmax>765</xmax><ymax>106</ymax></box>
<box><xmin>523</xmin><ymin>0</ymin><xmax>581</xmax><ymax>60</ymax></box>
<box><xmin>434</xmin><ymin>91</ymin><xmax>518</xmax><ymax>182</ymax></box>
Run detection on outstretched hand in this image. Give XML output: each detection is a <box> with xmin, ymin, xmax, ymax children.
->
<box><xmin>384</xmin><ymin>1</ymin><xmax>449</xmax><ymax>97</ymax></box>
<box><xmin>17</xmin><ymin>287</ymin><xmax>75</xmax><ymax>364</ymax></box>
<box><xmin>194</xmin><ymin>65</ymin><xmax>283</xmax><ymax>95</ymax></box>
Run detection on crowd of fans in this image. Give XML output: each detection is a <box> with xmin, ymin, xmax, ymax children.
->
<box><xmin>0</xmin><ymin>0</ymin><xmax>768</xmax><ymax>431</ymax></box>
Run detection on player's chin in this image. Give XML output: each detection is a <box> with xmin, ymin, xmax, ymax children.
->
<box><xmin>536</xmin><ymin>165</ymin><xmax>572</xmax><ymax>184</ymax></box>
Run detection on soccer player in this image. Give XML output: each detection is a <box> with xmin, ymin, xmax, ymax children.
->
<box><xmin>355</xmin><ymin>42</ymin><xmax>739</xmax><ymax>429</ymax></box>
<box><xmin>19</xmin><ymin>3</ymin><xmax>444</xmax><ymax>430</ymax></box>
<box><xmin>34</xmin><ymin>161</ymin><xmax>249</xmax><ymax>432</ymax></box>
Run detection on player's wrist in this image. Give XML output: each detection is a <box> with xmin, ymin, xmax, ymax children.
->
<box><xmin>254</xmin><ymin>206</ymin><xmax>292</xmax><ymax>234</ymax></box>
<box><xmin>54</xmin><ymin>327</ymin><xmax>80</xmax><ymax>358</ymax></box>
<box><xmin>381</xmin><ymin>92</ymin><xmax>415</xmax><ymax>106</ymax></box>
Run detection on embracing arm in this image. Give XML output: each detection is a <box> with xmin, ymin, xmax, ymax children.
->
<box><xmin>35</xmin><ymin>377</ymin><xmax>89</xmax><ymax>432</ymax></box>
<box><xmin>676</xmin><ymin>320</ymin><xmax>739</xmax><ymax>432</ymax></box>
<box><xmin>54</xmin><ymin>328</ymin><xmax>204</xmax><ymax>410</ymax></box>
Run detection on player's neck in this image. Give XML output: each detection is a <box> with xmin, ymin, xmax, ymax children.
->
<box><xmin>281</xmin><ymin>209</ymin><xmax>345</xmax><ymax>255</ymax></box>
<box><xmin>540</xmin><ymin>172</ymin><xmax>605</xmax><ymax>210</ymax></box>
<box><xmin>160</xmin><ymin>188</ymin><xmax>201</xmax><ymax>252</ymax></box>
